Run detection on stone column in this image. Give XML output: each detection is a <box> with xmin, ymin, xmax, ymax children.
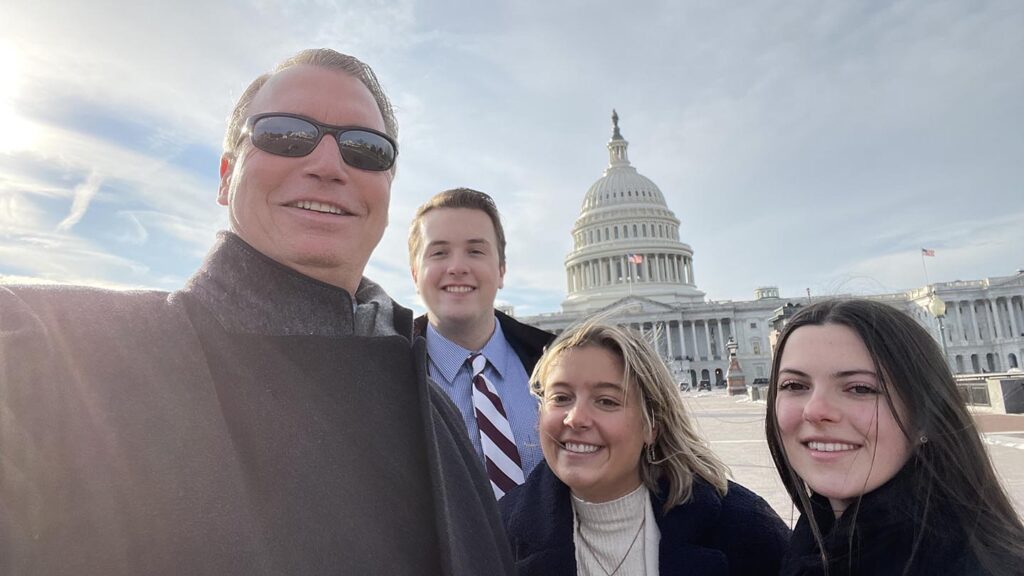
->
<box><xmin>690</xmin><ymin>321</ymin><xmax>699</xmax><ymax>359</ymax></box>
<box><xmin>950</xmin><ymin>301</ymin><xmax>963</xmax><ymax>344</ymax></box>
<box><xmin>703</xmin><ymin>321</ymin><xmax>712</xmax><ymax>360</ymax></box>
<box><xmin>678</xmin><ymin>320</ymin><xmax>687</xmax><ymax>358</ymax></box>
<box><xmin>664</xmin><ymin>321</ymin><xmax>673</xmax><ymax>358</ymax></box>
<box><xmin>992</xmin><ymin>298</ymin><xmax>1004</xmax><ymax>340</ymax></box>
<box><xmin>987</xmin><ymin>299</ymin><xmax>999</xmax><ymax>340</ymax></box>
<box><xmin>969</xmin><ymin>301</ymin><xmax>981</xmax><ymax>343</ymax></box>
<box><xmin>1008</xmin><ymin>297</ymin><xmax>1020</xmax><ymax>339</ymax></box>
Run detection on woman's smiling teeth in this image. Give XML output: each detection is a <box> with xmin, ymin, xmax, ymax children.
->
<box><xmin>288</xmin><ymin>200</ymin><xmax>346</xmax><ymax>215</ymax></box>
<box><xmin>444</xmin><ymin>286</ymin><xmax>474</xmax><ymax>293</ymax></box>
<box><xmin>806</xmin><ymin>441</ymin><xmax>858</xmax><ymax>452</ymax></box>
<box><xmin>562</xmin><ymin>442</ymin><xmax>600</xmax><ymax>454</ymax></box>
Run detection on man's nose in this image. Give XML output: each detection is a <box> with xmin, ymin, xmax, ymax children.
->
<box><xmin>303</xmin><ymin>134</ymin><xmax>350</xmax><ymax>183</ymax></box>
<box><xmin>446</xmin><ymin>254</ymin><xmax>469</xmax><ymax>275</ymax></box>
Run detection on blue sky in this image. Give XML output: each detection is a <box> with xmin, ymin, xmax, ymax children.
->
<box><xmin>2</xmin><ymin>0</ymin><xmax>1022</xmax><ymax>316</ymax></box>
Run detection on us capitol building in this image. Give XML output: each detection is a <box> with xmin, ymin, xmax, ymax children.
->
<box><xmin>518</xmin><ymin>112</ymin><xmax>1024</xmax><ymax>389</ymax></box>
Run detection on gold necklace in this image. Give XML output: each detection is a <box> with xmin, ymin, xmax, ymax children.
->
<box><xmin>575</xmin><ymin>514</ymin><xmax>646</xmax><ymax>576</ymax></box>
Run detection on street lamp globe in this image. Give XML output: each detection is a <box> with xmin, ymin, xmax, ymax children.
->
<box><xmin>928</xmin><ymin>293</ymin><xmax>947</xmax><ymax>318</ymax></box>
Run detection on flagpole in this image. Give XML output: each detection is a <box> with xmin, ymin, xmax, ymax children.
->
<box><xmin>921</xmin><ymin>251</ymin><xmax>930</xmax><ymax>286</ymax></box>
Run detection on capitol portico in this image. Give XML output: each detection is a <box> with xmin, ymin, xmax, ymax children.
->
<box><xmin>519</xmin><ymin>112</ymin><xmax>1024</xmax><ymax>392</ymax></box>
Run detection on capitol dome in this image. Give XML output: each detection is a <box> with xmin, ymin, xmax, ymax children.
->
<box><xmin>561</xmin><ymin>111</ymin><xmax>704</xmax><ymax>313</ymax></box>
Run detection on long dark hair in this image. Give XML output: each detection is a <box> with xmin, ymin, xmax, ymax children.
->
<box><xmin>765</xmin><ymin>299</ymin><xmax>1024</xmax><ymax>575</ymax></box>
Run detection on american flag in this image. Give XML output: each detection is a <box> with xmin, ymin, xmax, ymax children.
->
<box><xmin>627</xmin><ymin>254</ymin><xmax>644</xmax><ymax>264</ymax></box>
<box><xmin>921</xmin><ymin>248</ymin><xmax>935</xmax><ymax>257</ymax></box>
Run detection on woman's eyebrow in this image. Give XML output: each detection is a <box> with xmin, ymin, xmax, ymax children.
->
<box><xmin>778</xmin><ymin>368</ymin><xmax>809</xmax><ymax>378</ymax></box>
<box><xmin>832</xmin><ymin>369</ymin><xmax>878</xmax><ymax>379</ymax></box>
<box><xmin>777</xmin><ymin>368</ymin><xmax>878</xmax><ymax>379</ymax></box>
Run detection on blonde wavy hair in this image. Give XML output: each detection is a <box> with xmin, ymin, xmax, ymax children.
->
<box><xmin>531</xmin><ymin>317</ymin><xmax>729</xmax><ymax>511</ymax></box>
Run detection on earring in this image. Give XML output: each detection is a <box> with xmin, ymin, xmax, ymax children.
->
<box><xmin>919</xmin><ymin>434</ymin><xmax>928</xmax><ymax>445</ymax></box>
<box><xmin>645</xmin><ymin>443</ymin><xmax>657</xmax><ymax>464</ymax></box>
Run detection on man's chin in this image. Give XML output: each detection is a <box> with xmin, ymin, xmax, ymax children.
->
<box><xmin>433</xmin><ymin>309</ymin><xmax>492</xmax><ymax>329</ymax></box>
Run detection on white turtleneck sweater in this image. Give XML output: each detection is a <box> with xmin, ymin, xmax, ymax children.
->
<box><xmin>571</xmin><ymin>484</ymin><xmax>661</xmax><ymax>576</ymax></box>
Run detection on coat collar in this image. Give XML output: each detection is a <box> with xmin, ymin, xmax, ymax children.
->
<box><xmin>181</xmin><ymin>231</ymin><xmax>410</xmax><ymax>337</ymax></box>
<box><xmin>500</xmin><ymin>462</ymin><xmax>730</xmax><ymax>575</ymax></box>
<box><xmin>414</xmin><ymin>309</ymin><xmax>553</xmax><ymax>372</ymax></box>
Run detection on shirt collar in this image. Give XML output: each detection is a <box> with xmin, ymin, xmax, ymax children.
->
<box><xmin>425</xmin><ymin>315</ymin><xmax>513</xmax><ymax>381</ymax></box>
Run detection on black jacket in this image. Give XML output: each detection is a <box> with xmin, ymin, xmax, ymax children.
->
<box><xmin>780</xmin><ymin>467</ymin><xmax>985</xmax><ymax>576</ymax></box>
<box><xmin>499</xmin><ymin>462</ymin><xmax>790</xmax><ymax>576</ymax></box>
<box><xmin>0</xmin><ymin>233</ymin><xmax>514</xmax><ymax>576</ymax></box>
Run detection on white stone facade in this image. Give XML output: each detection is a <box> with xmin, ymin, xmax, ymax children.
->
<box><xmin>520</xmin><ymin>112</ymin><xmax>1024</xmax><ymax>385</ymax></box>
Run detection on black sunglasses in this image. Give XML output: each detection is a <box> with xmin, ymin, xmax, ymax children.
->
<box><xmin>242</xmin><ymin>113</ymin><xmax>397</xmax><ymax>172</ymax></box>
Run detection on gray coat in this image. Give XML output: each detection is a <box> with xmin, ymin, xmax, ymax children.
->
<box><xmin>0</xmin><ymin>232</ymin><xmax>514</xmax><ymax>576</ymax></box>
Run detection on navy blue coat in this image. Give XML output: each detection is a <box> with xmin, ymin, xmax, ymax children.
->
<box><xmin>500</xmin><ymin>463</ymin><xmax>790</xmax><ymax>576</ymax></box>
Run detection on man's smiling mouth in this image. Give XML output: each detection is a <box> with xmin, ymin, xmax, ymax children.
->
<box><xmin>287</xmin><ymin>200</ymin><xmax>348</xmax><ymax>215</ymax></box>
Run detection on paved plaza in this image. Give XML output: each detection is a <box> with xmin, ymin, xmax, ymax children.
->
<box><xmin>683</xmin><ymin>391</ymin><xmax>1024</xmax><ymax>526</ymax></box>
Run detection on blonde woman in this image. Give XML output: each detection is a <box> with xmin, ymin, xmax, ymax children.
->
<box><xmin>500</xmin><ymin>319</ymin><xmax>789</xmax><ymax>575</ymax></box>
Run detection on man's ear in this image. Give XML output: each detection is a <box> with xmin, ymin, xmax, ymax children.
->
<box><xmin>498</xmin><ymin>262</ymin><xmax>506</xmax><ymax>290</ymax></box>
<box><xmin>411</xmin><ymin>265</ymin><xmax>419</xmax><ymax>290</ymax></box>
<box><xmin>217</xmin><ymin>155</ymin><xmax>233</xmax><ymax>206</ymax></box>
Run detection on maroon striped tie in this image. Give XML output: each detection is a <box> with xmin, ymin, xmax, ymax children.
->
<box><xmin>469</xmin><ymin>353</ymin><xmax>524</xmax><ymax>498</ymax></box>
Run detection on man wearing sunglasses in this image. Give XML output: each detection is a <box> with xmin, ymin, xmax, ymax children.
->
<box><xmin>0</xmin><ymin>49</ymin><xmax>513</xmax><ymax>576</ymax></box>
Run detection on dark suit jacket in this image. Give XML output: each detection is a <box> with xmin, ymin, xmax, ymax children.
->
<box><xmin>500</xmin><ymin>463</ymin><xmax>790</xmax><ymax>576</ymax></box>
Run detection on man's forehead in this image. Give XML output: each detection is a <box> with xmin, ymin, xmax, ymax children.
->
<box><xmin>422</xmin><ymin>208</ymin><xmax>496</xmax><ymax>237</ymax></box>
<box><xmin>248</xmin><ymin>64</ymin><xmax>384</xmax><ymax>128</ymax></box>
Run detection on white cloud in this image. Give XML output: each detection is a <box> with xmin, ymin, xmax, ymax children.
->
<box><xmin>56</xmin><ymin>171</ymin><xmax>103</xmax><ymax>232</ymax></box>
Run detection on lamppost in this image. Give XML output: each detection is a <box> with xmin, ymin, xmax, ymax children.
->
<box><xmin>725</xmin><ymin>337</ymin><xmax>746</xmax><ymax>396</ymax></box>
<box><xmin>928</xmin><ymin>292</ymin><xmax>950</xmax><ymax>370</ymax></box>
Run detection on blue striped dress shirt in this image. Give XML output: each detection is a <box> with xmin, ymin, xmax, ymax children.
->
<box><xmin>425</xmin><ymin>320</ymin><xmax>543</xmax><ymax>480</ymax></box>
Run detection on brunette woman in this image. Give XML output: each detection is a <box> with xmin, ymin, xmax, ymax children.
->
<box><xmin>767</xmin><ymin>299</ymin><xmax>1024</xmax><ymax>575</ymax></box>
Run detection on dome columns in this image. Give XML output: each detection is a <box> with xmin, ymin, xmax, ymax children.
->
<box><xmin>565</xmin><ymin>251</ymin><xmax>698</xmax><ymax>296</ymax></box>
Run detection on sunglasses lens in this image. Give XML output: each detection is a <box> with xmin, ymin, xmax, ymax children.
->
<box><xmin>338</xmin><ymin>130</ymin><xmax>396</xmax><ymax>171</ymax></box>
<box><xmin>251</xmin><ymin>116</ymin><xmax>319</xmax><ymax>157</ymax></box>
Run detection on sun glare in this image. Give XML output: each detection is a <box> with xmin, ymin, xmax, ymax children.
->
<box><xmin>0</xmin><ymin>42</ymin><xmax>40</xmax><ymax>153</ymax></box>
